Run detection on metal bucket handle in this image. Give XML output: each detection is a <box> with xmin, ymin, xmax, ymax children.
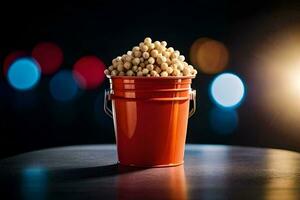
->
<box><xmin>104</xmin><ymin>89</ymin><xmax>197</xmax><ymax>118</ymax></box>
<box><xmin>104</xmin><ymin>90</ymin><xmax>113</xmax><ymax>118</ymax></box>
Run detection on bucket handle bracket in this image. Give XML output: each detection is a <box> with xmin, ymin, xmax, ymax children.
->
<box><xmin>189</xmin><ymin>90</ymin><xmax>196</xmax><ymax>118</ymax></box>
<box><xmin>104</xmin><ymin>89</ymin><xmax>113</xmax><ymax>118</ymax></box>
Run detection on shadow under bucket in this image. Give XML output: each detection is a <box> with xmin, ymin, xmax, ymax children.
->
<box><xmin>104</xmin><ymin>76</ymin><xmax>196</xmax><ymax>167</ymax></box>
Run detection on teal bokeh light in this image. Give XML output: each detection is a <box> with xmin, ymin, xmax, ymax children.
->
<box><xmin>210</xmin><ymin>73</ymin><xmax>245</xmax><ymax>108</ymax></box>
<box><xmin>7</xmin><ymin>58</ymin><xmax>41</xmax><ymax>91</ymax></box>
<box><xmin>210</xmin><ymin>107</ymin><xmax>238</xmax><ymax>134</ymax></box>
<box><xmin>22</xmin><ymin>167</ymin><xmax>47</xmax><ymax>200</ymax></box>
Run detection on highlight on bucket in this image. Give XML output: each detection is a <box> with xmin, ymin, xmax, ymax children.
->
<box><xmin>104</xmin><ymin>37</ymin><xmax>197</xmax><ymax>167</ymax></box>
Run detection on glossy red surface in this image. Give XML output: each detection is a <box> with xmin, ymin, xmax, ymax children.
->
<box><xmin>117</xmin><ymin>165</ymin><xmax>187</xmax><ymax>199</ymax></box>
<box><xmin>109</xmin><ymin>76</ymin><xmax>195</xmax><ymax>167</ymax></box>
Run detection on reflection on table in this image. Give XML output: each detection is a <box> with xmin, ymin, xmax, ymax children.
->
<box><xmin>0</xmin><ymin>145</ymin><xmax>300</xmax><ymax>200</ymax></box>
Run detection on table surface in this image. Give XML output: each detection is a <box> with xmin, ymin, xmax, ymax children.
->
<box><xmin>1</xmin><ymin>144</ymin><xmax>300</xmax><ymax>200</ymax></box>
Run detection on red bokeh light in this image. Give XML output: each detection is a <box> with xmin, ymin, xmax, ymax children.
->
<box><xmin>73</xmin><ymin>56</ymin><xmax>106</xmax><ymax>89</ymax></box>
<box><xmin>3</xmin><ymin>51</ymin><xmax>28</xmax><ymax>76</ymax></box>
<box><xmin>32</xmin><ymin>42</ymin><xmax>63</xmax><ymax>75</ymax></box>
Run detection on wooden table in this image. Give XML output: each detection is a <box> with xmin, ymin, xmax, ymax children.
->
<box><xmin>1</xmin><ymin>145</ymin><xmax>300</xmax><ymax>199</ymax></box>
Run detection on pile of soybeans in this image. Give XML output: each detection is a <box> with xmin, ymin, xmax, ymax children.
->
<box><xmin>104</xmin><ymin>37</ymin><xmax>197</xmax><ymax>77</ymax></box>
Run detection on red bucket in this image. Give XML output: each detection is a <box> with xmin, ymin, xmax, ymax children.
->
<box><xmin>104</xmin><ymin>76</ymin><xmax>196</xmax><ymax>167</ymax></box>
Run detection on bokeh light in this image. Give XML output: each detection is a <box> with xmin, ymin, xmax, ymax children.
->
<box><xmin>50</xmin><ymin>70</ymin><xmax>79</xmax><ymax>102</ymax></box>
<box><xmin>210</xmin><ymin>73</ymin><xmax>245</xmax><ymax>108</ymax></box>
<box><xmin>252</xmin><ymin>26</ymin><xmax>300</xmax><ymax>130</ymax></box>
<box><xmin>190</xmin><ymin>38</ymin><xmax>229</xmax><ymax>74</ymax></box>
<box><xmin>22</xmin><ymin>167</ymin><xmax>47</xmax><ymax>200</ymax></box>
<box><xmin>7</xmin><ymin>58</ymin><xmax>41</xmax><ymax>91</ymax></box>
<box><xmin>193</xmin><ymin>145</ymin><xmax>229</xmax><ymax>199</ymax></box>
<box><xmin>209</xmin><ymin>107</ymin><xmax>238</xmax><ymax>134</ymax></box>
<box><xmin>190</xmin><ymin>37</ymin><xmax>210</xmax><ymax>66</ymax></box>
<box><xmin>32</xmin><ymin>42</ymin><xmax>63</xmax><ymax>75</ymax></box>
<box><xmin>3</xmin><ymin>51</ymin><xmax>28</xmax><ymax>76</ymax></box>
<box><xmin>264</xmin><ymin>150</ymin><xmax>299</xmax><ymax>199</ymax></box>
<box><xmin>73</xmin><ymin>56</ymin><xmax>106</xmax><ymax>89</ymax></box>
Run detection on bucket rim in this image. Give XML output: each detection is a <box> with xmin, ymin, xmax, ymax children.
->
<box><xmin>106</xmin><ymin>75</ymin><xmax>195</xmax><ymax>80</ymax></box>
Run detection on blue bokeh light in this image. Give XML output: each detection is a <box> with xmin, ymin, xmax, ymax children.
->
<box><xmin>50</xmin><ymin>70</ymin><xmax>79</xmax><ymax>102</ymax></box>
<box><xmin>22</xmin><ymin>167</ymin><xmax>47</xmax><ymax>200</ymax></box>
<box><xmin>210</xmin><ymin>107</ymin><xmax>238</xmax><ymax>134</ymax></box>
<box><xmin>7</xmin><ymin>58</ymin><xmax>41</xmax><ymax>91</ymax></box>
<box><xmin>210</xmin><ymin>73</ymin><xmax>245</xmax><ymax>108</ymax></box>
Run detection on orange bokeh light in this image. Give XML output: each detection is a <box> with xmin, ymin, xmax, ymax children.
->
<box><xmin>190</xmin><ymin>38</ymin><xmax>229</xmax><ymax>74</ymax></box>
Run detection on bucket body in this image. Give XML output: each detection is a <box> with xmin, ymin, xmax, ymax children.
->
<box><xmin>105</xmin><ymin>76</ymin><xmax>195</xmax><ymax>167</ymax></box>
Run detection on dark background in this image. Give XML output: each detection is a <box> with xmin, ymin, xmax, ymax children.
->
<box><xmin>1</xmin><ymin>0</ymin><xmax>300</xmax><ymax>158</ymax></box>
